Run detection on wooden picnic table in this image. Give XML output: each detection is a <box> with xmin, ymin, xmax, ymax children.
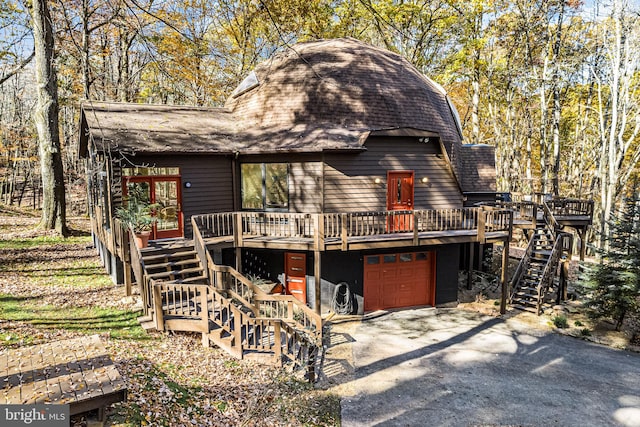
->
<box><xmin>1</xmin><ymin>334</ymin><xmax>127</xmax><ymax>421</ymax></box>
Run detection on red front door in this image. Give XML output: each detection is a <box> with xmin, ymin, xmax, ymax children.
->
<box><xmin>285</xmin><ymin>252</ymin><xmax>307</xmax><ymax>303</ymax></box>
<box><xmin>123</xmin><ymin>176</ymin><xmax>184</xmax><ymax>240</ymax></box>
<box><xmin>387</xmin><ymin>171</ymin><xmax>414</xmax><ymax>232</ymax></box>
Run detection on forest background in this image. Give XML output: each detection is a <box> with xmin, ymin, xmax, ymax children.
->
<box><xmin>0</xmin><ymin>0</ymin><xmax>638</xmax><ymax>248</ymax></box>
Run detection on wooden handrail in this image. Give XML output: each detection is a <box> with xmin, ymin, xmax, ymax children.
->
<box><xmin>509</xmin><ymin>232</ymin><xmax>536</xmax><ymax>303</ymax></box>
<box><xmin>542</xmin><ymin>201</ymin><xmax>560</xmax><ymax>232</ymax></box>
<box><xmin>191</xmin><ymin>218</ymin><xmax>322</xmax><ymax>344</ymax></box>
<box><xmin>193</xmin><ymin>207</ymin><xmax>512</xmax><ymax>248</ymax></box>
<box><xmin>208</xmin><ymin>261</ymin><xmax>323</xmax><ymax>344</ymax></box>
<box><xmin>191</xmin><ymin>216</ymin><xmax>209</xmax><ymax>282</ymax></box>
<box><xmin>535</xmin><ymin>234</ymin><xmax>565</xmax><ymax>315</ymax></box>
<box><xmin>125</xmin><ymin>224</ymin><xmax>151</xmax><ymax>316</ymax></box>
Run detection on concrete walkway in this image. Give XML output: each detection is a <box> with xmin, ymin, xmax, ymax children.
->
<box><xmin>338</xmin><ymin>308</ymin><xmax>640</xmax><ymax>427</ymax></box>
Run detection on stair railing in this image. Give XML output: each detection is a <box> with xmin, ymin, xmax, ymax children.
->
<box><xmin>208</xmin><ymin>286</ymin><xmax>313</xmax><ymax>367</ymax></box>
<box><xmin>509</xmin><ymin>231</ymin><xmax>537</xmax><ymax>303</ymax></box>
<box><xmin>151</xmin><ymin>280</ymin><xmax>210</xmax><ymax>335</ymax></box>
<box><xmin>126</xmin><ymin>225</ymin><xmax>153</xmax><ymax>317</ymax></box>
<box><xmin>534</xmin><ymin>234</ymin><xmax>565</xmax><ymax>315</ymax></box>
<box><xmin>207</xmin><ymin>256</ymin><xmax>322</xmax><ymax>344</ymax></box>
<box><xmin>192</xmin><ymin>216</ymin><xmax>210</xmax><ymax>282</ymax></box>
<box><xmin>542</xmin><ymin>201</ymin><xmax>560</xmax><ymax>232</ymax></box>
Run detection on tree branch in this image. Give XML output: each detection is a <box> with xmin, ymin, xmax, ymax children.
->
<box><xmin>0</xmin><ymin>50</ymin><xmax>35</xmax><ymax>86</ymax></box>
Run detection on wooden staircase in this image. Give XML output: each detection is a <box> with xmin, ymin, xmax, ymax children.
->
<box><xmin>509</xmin><ymin>206</ymin><xmax>572</xmax><ymax>315</ymax></box>
<box><xmin>141</xmin><ymin>246</ymin><xmax>207</xmax><ymax>284</ymax></box>
<box><xmin>127</xmin><ymin>232</ymin><xmax>322</xmax><ymax>377</ymax></box>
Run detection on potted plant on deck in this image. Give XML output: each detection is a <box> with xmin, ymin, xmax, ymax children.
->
<box><xmin>115</xmin><ymin>195</ymin><xmax>159</xmax><ymax>248</ymax></box>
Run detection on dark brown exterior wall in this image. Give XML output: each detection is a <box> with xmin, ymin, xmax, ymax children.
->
<box><xmin>289</xmin><ymin>162</ymin><xmax>322</xmax><ymax>213</ymax></box>
<box><xmin>122</xmin><ymin>154</ymin><xmax>234</xmax><ymax>237</ymax></box>
<box><xmin>323</xmin><ymin>136</ymin><xmax>463</xmax><ymax>212</ymax></box>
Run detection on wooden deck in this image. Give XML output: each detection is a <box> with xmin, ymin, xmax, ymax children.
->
<box><xmin>195</xmin><ymin>207</ymin><xmax>513</xmax><ymax>252</ymax></box>
<box><xmin>205</xmin><ymin>229</ymin><xmax>510</xmax><ymax>251</ymax></box>
<box><xmin>1</xmin><ymin>335</ymin><xmax>127</xmax><ymax>419</ymax></box>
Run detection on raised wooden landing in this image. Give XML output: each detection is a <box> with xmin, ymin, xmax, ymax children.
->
<box><xmin>0</xmin><ymin>335</ymin><xmax>127</xmax><ymax>418</ymax></box>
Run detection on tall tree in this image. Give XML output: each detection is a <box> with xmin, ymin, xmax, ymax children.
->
<box><xmin>582</xmin><ymin>188</ymin><xmax>640</xmax><ymax>330</ymax></box>
<box><xmin>31</xmin><ymin>0</ymin><xmax>67</xmax><ymax>235</ymax></box>
<box><xmin>592</xmin><ymin>0</ymin><xmax>640</xmax><ymax>247</ymax></box>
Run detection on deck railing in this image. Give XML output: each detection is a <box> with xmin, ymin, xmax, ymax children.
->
<box><xmin>192</xmin><ymin>212</ymin><xmax>235</xmax><ymax>238</ymax></box>
<box><xmin>495</xmin><ymin>201</ymin><xmax>538</xmax><ymax>225</ymax></box>
<box><xmin>545</xmin><ymin>198</ymin><xmax>594</xmax><ymax>218</ymax></box>
<box><xmin>152</xmin><ymin>281</ymin><xmax>209</xmax><ymax>334</ymax></box>
<box><xmin>192</xmin><ymin>207</ymin><xmax>512</xmax><ymax>248</ymax></box>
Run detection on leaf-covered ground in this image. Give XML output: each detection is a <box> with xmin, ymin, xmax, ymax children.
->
<box><xmin>0</xmin><ymin>205</ymin><xmax>340</xmax><ymax>426</ymax></box>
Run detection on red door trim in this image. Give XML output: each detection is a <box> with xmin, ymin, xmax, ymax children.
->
<box><xmin>123</xmin><ymin>176</ymin><xmax>184</xmax><ymax>240</ymax></box>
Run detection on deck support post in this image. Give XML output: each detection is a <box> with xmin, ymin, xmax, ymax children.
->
<box><xmin>558</xmin><ymin>260</ymin><xmax>569</xmax><ymax>303</ymax></box>
<box><xmin>123</xmin><ymin>234</ymin><xmax>132</xmax><ymax>296</ymax></box>
<box><xmin>500</xmin><ymin>240</ymin><xmax>509</xmax><ymax>315</ymax></box>
<box><xmin>467</xmin><ymin>243</ymin><xmax>474</xmax><ymax>290</ymax></box>
<box><xmin>235</xmin><ymin>248</ymin><xmax>242</xmax><ymax>273</ymax></box>
<box><xmin>314</xmin><ymin>250</ymin><xmax>321</xmax><ymax>314</ymax></box>
<box><xmin>578</xmin><ymin>228</ymin><xmax>587</xmax><ymax>262</ymax></box>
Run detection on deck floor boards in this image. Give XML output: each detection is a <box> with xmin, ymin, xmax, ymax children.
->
<box><xmin>1</xmin><ymin>335</ymin><xmax>127</xmax><ymax>416</ymax></box>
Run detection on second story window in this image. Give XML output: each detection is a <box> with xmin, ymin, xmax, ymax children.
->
<box><xmin>241</xmin><ymin>163</ymin><xmax>289</xmax><ymax>211</ymax></box>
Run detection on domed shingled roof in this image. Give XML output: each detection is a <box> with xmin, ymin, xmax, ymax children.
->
<box><xmin>80</xmin><ymin>38</ymin><xmax>467</xmax><ymax>181</ymax></box>
<box><xmin>226</xmin><ymin>37</ymin><xmax>463</xmax><ymax>171</ymax></box>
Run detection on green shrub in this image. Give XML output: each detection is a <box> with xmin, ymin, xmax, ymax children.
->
<box><xmin>580</xmin><ymin>328</ymin><xmax>591</xmax><ymax>336</ymax></box>
<box><xmin>553</xmin><ymin>315</ymin><xmax>569</xmax><ymax>328</ymax></box>
<box><xmin>574</xmin><ymin>320</ymin><xmax>583</xmax><ymax>327</ymax></box>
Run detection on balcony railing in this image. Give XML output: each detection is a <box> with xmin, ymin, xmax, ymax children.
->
<box><xmin>192</xmin><ymin>207</ymin><xmax>512</xmax><ymax>250</ymax></box>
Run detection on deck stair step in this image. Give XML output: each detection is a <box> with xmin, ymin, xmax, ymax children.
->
<box><xmin>147</xmin><ymin>266</ymin><xmax>204</xmax><ymax>280</ymax></box>
<box><xmin>163</xmin><ymin>275</ymin><xmax>208</xmax><ymax>285</ymax></box>
<box><xmin>141</xmin><ymin>250</ymin><xmax>198</xmax><ymax>263</ymax></box>
<box><xmin>137</xmin><ymin>315</ymin><xmax>157</xmax><ymax>331</ymax></box>
<box><xmin>133</xmin><ymin>234</ymin><xmax>321</xmax><ymax>374</ymax></box>
<box><xmin>145</xmin><ymin>259</ymin><xmax>200</xmax><ymax>271</ymax></box>
<box><xmin>511</xmin><ymin>218</ymin><xmax>567</xmax><ymax>315</ymax></box>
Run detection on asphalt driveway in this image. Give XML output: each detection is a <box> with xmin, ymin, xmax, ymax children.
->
<box><xmin>339</xmin><ymin>308</ymin><xmax>640</xmax><ymax>427</ymax></box>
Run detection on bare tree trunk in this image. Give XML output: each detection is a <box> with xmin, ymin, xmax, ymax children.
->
<box><xmin>471</xmin><ymin>68</ymin><xmax>481</xmax><ymax>145</ymax></box>
<box><xmin>550</xmin><ymin>1</ymin><xmax>566</xmax><ymax>197</ymax></box>
<box><xmin>594</xmin><ymin>0</ymin><xmax>640</xmax><ymax>248</ymax></box>
<box><xmin>81</xmin><ymin>0</ymin><xmax>92</xmax><ymax>99</ymax></box>
<box><xmin>31</xmin><ymin>0</ymin><xmax>68</xmax><ymax>236</ymax></box>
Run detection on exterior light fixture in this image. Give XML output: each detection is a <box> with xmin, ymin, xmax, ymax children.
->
<box><xmin>184</xmin><ymin>182</ymin><xmax>192</xmax><ymax>188</ymax></box>
<box><xmin>421</xmin><ymin>177</ymin><xmax>429</xmax><ymax>184</ymax></box>
<box><xmin>374</xmin><ymin>178</ymin><xmax>382</xmax><ymax>184</ymax></box>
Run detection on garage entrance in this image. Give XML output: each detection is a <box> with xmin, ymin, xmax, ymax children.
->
<box><xmin>363</xmin><ymin>251</ymin><xmax>435</xmax><ymax>311</ymax></box>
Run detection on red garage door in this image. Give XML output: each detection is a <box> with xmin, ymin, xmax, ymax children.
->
<box><xmin>364</xmin><ymin>252</ymin><xmax>436</xmax><ymax>312</ymax></box>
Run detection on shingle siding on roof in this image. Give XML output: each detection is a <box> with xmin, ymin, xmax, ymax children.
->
<box><xmin>459</xmin><ymin>145</ymin><xmax>497</xmax><ymax>194</ymax></box>
<box><xmin>323</xmin><ymin>137</ymin><xmax>463</xmax><ymax>212</ymax></box>
<box><xmin>226</xmin><ymin>39</ymin><xmax>463</xmax><ymax>177</ymax></box>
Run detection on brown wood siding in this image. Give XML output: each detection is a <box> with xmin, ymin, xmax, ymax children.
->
<box><xmin>121</xmin><ymin>154</ymin><xmax>234</xmax><ymax>237</ymax></box>
<box><xmin>289</xmin><ymin>162</ymin><xmax>322</xmax><ymax>213</ymax></box>
<box><xmin>324</xmin><ymin>136</ymin><xmax>463</xmax><ymax>212</ymax></box>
